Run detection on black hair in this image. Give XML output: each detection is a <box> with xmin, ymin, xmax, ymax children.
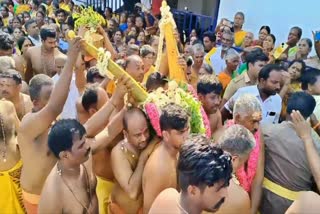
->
<box><xmin>86</xmin><ymin>66</ymin><xmax>103</xmax><ymax>83</ymax></box>
<box><xmin>301</xmin><ymin>68</ymin><xmax>320</xmax><ymax>90</ymax></box>
<box><xmin>288</xmin><ymin>59</ymin><xmax>306</xmax><ymax>81</ymax></box>
<box><xmin>246</xmin><ymin>50</ymin><xmax>269</xmax><ymax>69</ymax></box>
<box><xmin>178</xmin><ymin>135</ymin><xmax>232</xmax><ymax>192</ymax></box>
<box><xmin>36</xmin><ymin>10</ymin><xmax>45</xmax><ymax>18</ymax></box>
<box><xmin>0</xmin><ymin>32</ymin><xmax>14</xmax><ymax>51</ymax></box>
<box><xmin>38</xmin><ymin>4</ymin><xmax>47</xmax><ymax>14</ymax></box>
<box><xmin>287</xmin><ymin>92</ymin><xmax>316</xmax><ymax>119</ymax></box>
<box><xmin>0</xmin><ymin>70</ymin><xmax>22</xmax><ymax>84</ymax></box>
<box><xmin>291</xmin><ymin>26</ymin><xmax>302</xmax><ymax>40</ymax></box>
<box><xmin>55</xmin><ymin>8</ymin><xmax>68</xmax><ymax>17</ymax></box>
<box><xmin>123</xmin><ymin>107</ymin><xmax>147</xmax><ymax>131</ymax></box>
<box><xmin>12</xmin><ymin>16</ymin><xmax>22</xmax><ymax>24</ymax></box>
<box><xmin>29</xmin><ymin>74</ymin><xmax>53</xmax><ymax>101</ymax></box>
<box><xmin>146</xmin><ymin>72</ymin><xmax>168</xmax><ymax>92</ymax></box>
<box><xmin>267</xmin><ymin>34</ymin><xmax>276</xmax><ymax>45</ymax></box>
<box><xmin>126</xmin><ymin>35</ymin><xmax>136</xmax><ymax>44</ymax></box>
<box><xmin>66</xmin><ymin>15</ymin><xmax>74</xmax><ymax>30</ymax></box>
<box><xmin>197</xmin><ymin>79</ymin><xmax>223</xmax><ymax>96</ymax></box>
<box><xmin>40</xmin><ymin>28</ymin><xmax>56</xmax><ymax>41</ymax></box>
<box><xmin>81</xmin><ymin>85</ymin><xmax>98</xmax><ymax>112</ymax></box>
<box><xmin>48</xmin><ymin>119</ymin><xmax>86</xmax><ymax>158</ymax></box>
<box><xmin>25</xmin><ymin>19</ymin><xmax>37</xmax><ymax>30</ymax></box>
<box><xmin>202</xmin><ymin>31</ymin><xmax>216</xmax><ymax>43</ymax></box>
<box><xmin>259</xmin><ymin>25</ymin><xmax>271</xmax><ymax>34</ymax></box>
<box><xmin>258</xmin><ymin>64</ymin><xmax>282</xmax><ymax>82</ymax></box>
<box><xmin>160</xmin><ymin>103</ymin><xmax>189</xmax><ymax>132</ymax></box>
<box><xmin>32</xmin><ymin>0</ymin><xmax>40</xmax><ymax>7</ymax></box>
<box><xmin>17</xmin><ymin>36</ymin><xmax>33</xmax><ymax>53</ymax></box>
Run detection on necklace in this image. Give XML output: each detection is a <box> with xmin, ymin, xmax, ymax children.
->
<box><xmin>57</xmin><ymin>163</ymin><xmax>91</xmax><ymax>213</ymax></box>
<box><xmin>120</xmin><ymin>140</ymin><xmax>137</xmax><ymax>159</ymax></box>
<box><xmin>0</xmin><ymin>113</ymin><xmax>7</xmax><ymax>162</ymax></box>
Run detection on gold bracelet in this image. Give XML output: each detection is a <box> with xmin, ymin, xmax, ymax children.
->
<box><xmin>313</xmin><ymin>122</ymin><xmax>320</xmax><ymax>130</ymax></box>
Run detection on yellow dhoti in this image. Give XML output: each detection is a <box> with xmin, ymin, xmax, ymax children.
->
<box><xmin>0</xmin><ymin>160</ymin><xmax>25</xmax><ymax>213</ymax></box>
<box><xmin>96</xmin><ymin>176</ymin><xmax>114</xmax><ymax>214</ymax></box>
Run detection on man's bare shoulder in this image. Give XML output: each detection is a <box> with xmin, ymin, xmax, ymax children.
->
<box><xmin>27</xmin><ymin>46</ymin><xmax>40</xmax><ymax>54</ymax></box>
<box><xmin>0</xmin><ymin>99</ymin><xmax>15</xmax><ymax>113</ymax></box>
<box><xmin>149</xmin><ymin>188</ymin><xmax>179</xmax><ymax>214</ymax></box>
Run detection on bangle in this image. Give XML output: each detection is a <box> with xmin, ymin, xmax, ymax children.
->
<box><xmin>313</xmin><ymin>122</ymin><xmax>320</xmax><ymax>130</ymax></box>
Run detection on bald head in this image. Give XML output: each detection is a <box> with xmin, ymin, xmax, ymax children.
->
<box><xmin>123</xmin><ymin>107</ymin><xmax>147</xmax><ymax>131</ymax></box>
<box><xmin>125</xmin><ymin>55</ymin><xmax>144</xmax><ymax>83</ymax></box>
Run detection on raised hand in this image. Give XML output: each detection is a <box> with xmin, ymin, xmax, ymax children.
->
<box><xmin>291</xmin><ymin>110</ymin><xmax>312</xmax><ymax>140</ymax></box>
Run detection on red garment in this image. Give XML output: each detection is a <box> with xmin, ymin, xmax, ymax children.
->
<box><xmin>152</xmin><ymin>0</ymin><xmax>161</xmax><ymax>16</ymax></box>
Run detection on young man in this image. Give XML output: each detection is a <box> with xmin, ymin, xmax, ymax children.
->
<box><xmin>261</xmin><ymin>92</ymin><xmax>319</xmax><ymax>214</ymax></box>
<box><xmin>214</xmin><ymin>125</ymin><xmax>256</xmax><ymax>214</ymax></box>
<box><xmin>109</xmin><ymin>108</ymin><xmax>156</xmax><ymax>214</ymax></box>
<box><xmin>38</xmin><ymin>119</ymin><xmax>98</xmax><ymax>213</ymax></box>
<box><xmin>143</xmin><ymin>103</ymin><xmax>190</xmax><ymax>213</ymax></box>
<box><xmin>0</xmin><ymin>99</ymin><xmax>24</xmax><ymax>213</ymax></box>
<box><xmin>203</xmin><ymin>31</ymin><xmax>216</xmax><ymax>53</ymax></box>
<box><xmin>25</xmin><ymin>19</ymin><xmax>41</xmax><ymax>46</ymax></box>
<box><xmin>25</xmin><ymin>27</ymin><xmax>65</xmax><ymax>82</ymax></box>
<box><xmin>149</xmin><ymin>135</ymin><xmax>232</xmax><ymax>214</ymax></box>
<box><xmin>18</xmin><ymin>38</ymin><xmax>81</xmax><ymax>214</ymax></box>
<box><xmin>0</xmin><ymin>70</ymin><xmax>33</xmax><ymax>120</ymax></box>
<box><xmin>221</xmin><ymin>50</ymin><xmax>269</xmax><ymax>107</ymax></box>
<box><xmin>197</xmin><ymin>74</ymin><xmax>223</xmax><ymax>134</ymax></box>
<box><xmin>222</xmin><ymin>64</ymin><xmax>282</xmax><ymax>124</ymax></box>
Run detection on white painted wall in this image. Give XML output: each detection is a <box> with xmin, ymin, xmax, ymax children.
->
<box><xmin>218</xmin><ymin>0</ymin><xmax>320</xmax><ymax>54</ymax></box>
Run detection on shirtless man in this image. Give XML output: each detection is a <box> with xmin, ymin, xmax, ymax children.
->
<box><xmin>149</xmin><ymin>135</ymin><xmax>232</xmax><ymax>214</ymax></box>
<box><xmin>25</xmin><ymin>27</ymin><xmax>64</xmax><ymax>82</ymax></box>
<box><xmin>18</xmin><ymin>37</ymin><xmax>82</xmax><ymax>214</ymax></box>
<box><xmin>38</xmin><ymin>119</ymin><xmax>98</xmax><ymax>214</ymax></box>
<box><xmin>143</xmin><ymin>103</ymin><xmax>190</xmax><ymax>213</ymax></box>
<box><xmin>125</xmin><ymin>55</ymin><xmax>145</xmax><ymax>83</ymax></box>
<box><xmin>197</xmin><ymin>74</ymin><xmax>223</xmax><ymax>135</ymax></box>
<box><xmin>0</xmin><ymin>70</ymin><xmax>33</xmax><ymax>120</ymax></box>
<box><xmin>214</xmin><ymin>125</ymin><xmax>256</xmax><ymax>214</ymax></box>
<box><xmin>0</xmin><ymin>99</ymin><xmax>24</xmax><ymax>213</ymax></box>
<box><xmin>214</xmin><ymin>94</ymin><xmax>264</xmax><ymax>214</ymax></box>
<box><xmin>77</xmin><ymin>84</ymin><xmax>109</xmax><ymax>124</ymax></box>
<box><xmin>109</xmin><ymin>108</ymin><xmax>156</xmax><ymax>214</ymax></box>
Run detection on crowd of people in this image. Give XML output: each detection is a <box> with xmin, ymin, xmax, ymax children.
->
<box><xmin>1</xmin><ymin>0</ymin><xmax>320</xmax><ymax>214</ymax></box>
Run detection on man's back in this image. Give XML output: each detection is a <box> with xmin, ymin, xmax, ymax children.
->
<box><xmin>143</xmin><ymin>143</ymin><xmax>177</xmax><ymax>213</ymax></box>
<box><xmin>261</xmin><ymin>121</ymin><xmax>316</xmax><ymax>213</ymax></box>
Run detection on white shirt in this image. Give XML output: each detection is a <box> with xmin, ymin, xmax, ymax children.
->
<box><xmin>209</xmin><ymin>46</ymin><xmax>226</xmax><ymax>75</ymax></box>
<box><xmin>28</xmin><ymin>35</ymin><xmax>42</xmax><ymax>47</ymax></box>
<box><xmin>224</xmin><ymin>85</ymin><xmax>282</xmax><ymax>124</ymax></box>
<box><xmin>52</xmin><ymin>73</ymin><xmax>80</xmax><ymax>119</ymax></box>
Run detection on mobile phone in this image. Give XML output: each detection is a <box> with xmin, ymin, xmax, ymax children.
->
<box><xmin>315</xmin><ymin>31</ymin><xmax>320</xmax><ymax>41</ymax></box>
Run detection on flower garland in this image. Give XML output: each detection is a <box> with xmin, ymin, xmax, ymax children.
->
<box><xmin>226</xmin><ymin>120</ymin><xmax>260</xmax><ymax>192</ymax></box>
<box><xmin>143</xmin><ymin>81</ymin><xmax>210</xmax><ymax>137</ymax></box>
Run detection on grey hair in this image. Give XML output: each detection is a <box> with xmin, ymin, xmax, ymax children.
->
<box><xmin>0</xmin><ymin>56</ymin><xmax>15</xmax><ymax>72</ymax></box>
<box><xmin>217</xmin><ymin>124</ymin><xmax>255</xmax><ymax>156</ymax></box>
<box><xmin>201</xmin><ymin>63</ymin><xmax>214</xmax><ymax>75</ymax></box>
<box><xmin>223</xmin><ymin>28</ymin><xmax>234</xmax><ymax>43</ymax></box>
<box><xmin>140</xmin><ymin>45</ymin><xmax>156</xmax><ymax>58</ymax></box>
<box><xmin>192</xmin><ymin>43</ymin><xmax>204</xmax><ymax>55</ymax></box>
<box><xmin>233</xmin><ymin>94</ymin><xmax>262</xmax><ymax>117</ymax></box>
<box><xmin>225</xmin><ymin>48</ymin><xmax>240</xmax><ymax>62</ymax></box>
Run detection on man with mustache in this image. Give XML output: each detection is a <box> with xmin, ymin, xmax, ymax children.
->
<box><xmin>38</xmin><ymin>119</ymin><xmax>98</xmax><ymax>213</ymax></box>
<box><xmin>212</xmin><ymin>125</ymin><xmax>256</xmax><ymax>214</ymax></box>
<box><xmin>25</xmin><ymin>27</ymin><xmax>65</xmax><ymax>82</ymax></box>
<box><xmin>197</xmin><ymin>74</ymin><xmax>223</xmax><ymax>135</ymax></box>
<box><xmin>222</xmin><ymin>64</ymin><xmax>282</xmax><ymax>125</ymax></box>
<box><xmin>0</xmin><ymin>70</ymin><xmax>33</xmax><ymax>120</ymax></box>
<box><xmin>215</xmin><ymin>94</ymin><xmax>265</xmax><ymax>214</ymax></box>
<box><xmin>108</xmin><ymin>108</ymin><xmax>156</xmax><ymax>214</ymax></box>
<box><xmin>149</xmin><ymin>134</ymin><xmax>232</xmax><ymax>214</ymax></box>
<box><xmin>260</xmin><ymin>92</ymin><xmax>320</xmax><ymax>214</ymax></box>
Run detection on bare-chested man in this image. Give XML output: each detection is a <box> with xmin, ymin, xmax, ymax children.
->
<box><xmin>0</xmin><ymin>70</ymin><xmax>33</xmax><ymax>120</ymax></box>
<box><xmin>214</xmin><ymin>94</ymin><xmax>264</xmax><ymax>214</ymax></box>
<box><xmin>25</xmin><ymin>27</ymin><xmax>64</xmax><ymax>82</ymax></box>
<box><xmin>109</xmin><ymin>108</ymin><xmax>156</xmax><ymax>214</ymax></box>
<box><xmin>0</xmin><ymin>99</ymin><xmax>24</xmax><ymax>213</ymax></box>
<box><xmin>17</xmin><ymin>37</ymin><xmax>82</xmax><ymax>214</ymax></box>
<box><xmin>38</xmin><ymin>119</ymin><xmax>98</xmax><ymax>214</ymax></box>
<box><xmin>143</xmin><ymin>103</ymin><xmax>190</xmax><ymax>213</ymax></box>
<box><xmin>213</xmin><ymin>125</ymin><xmax>256</xmax><ymax>214</ymax></box>
<box><xmin>149</xmin><ymin>135</ymin><xmax>232</xmax><ymax>214</ymax></box>
<box><xmin>197</xmin><ymin>74</ymin><xmax>223</xmax><ymax>135</ymax></box>
<box><xmin>125</xmin><ymin>55</ymin><xmax>145</xmax><ymax>83</ymax></box>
